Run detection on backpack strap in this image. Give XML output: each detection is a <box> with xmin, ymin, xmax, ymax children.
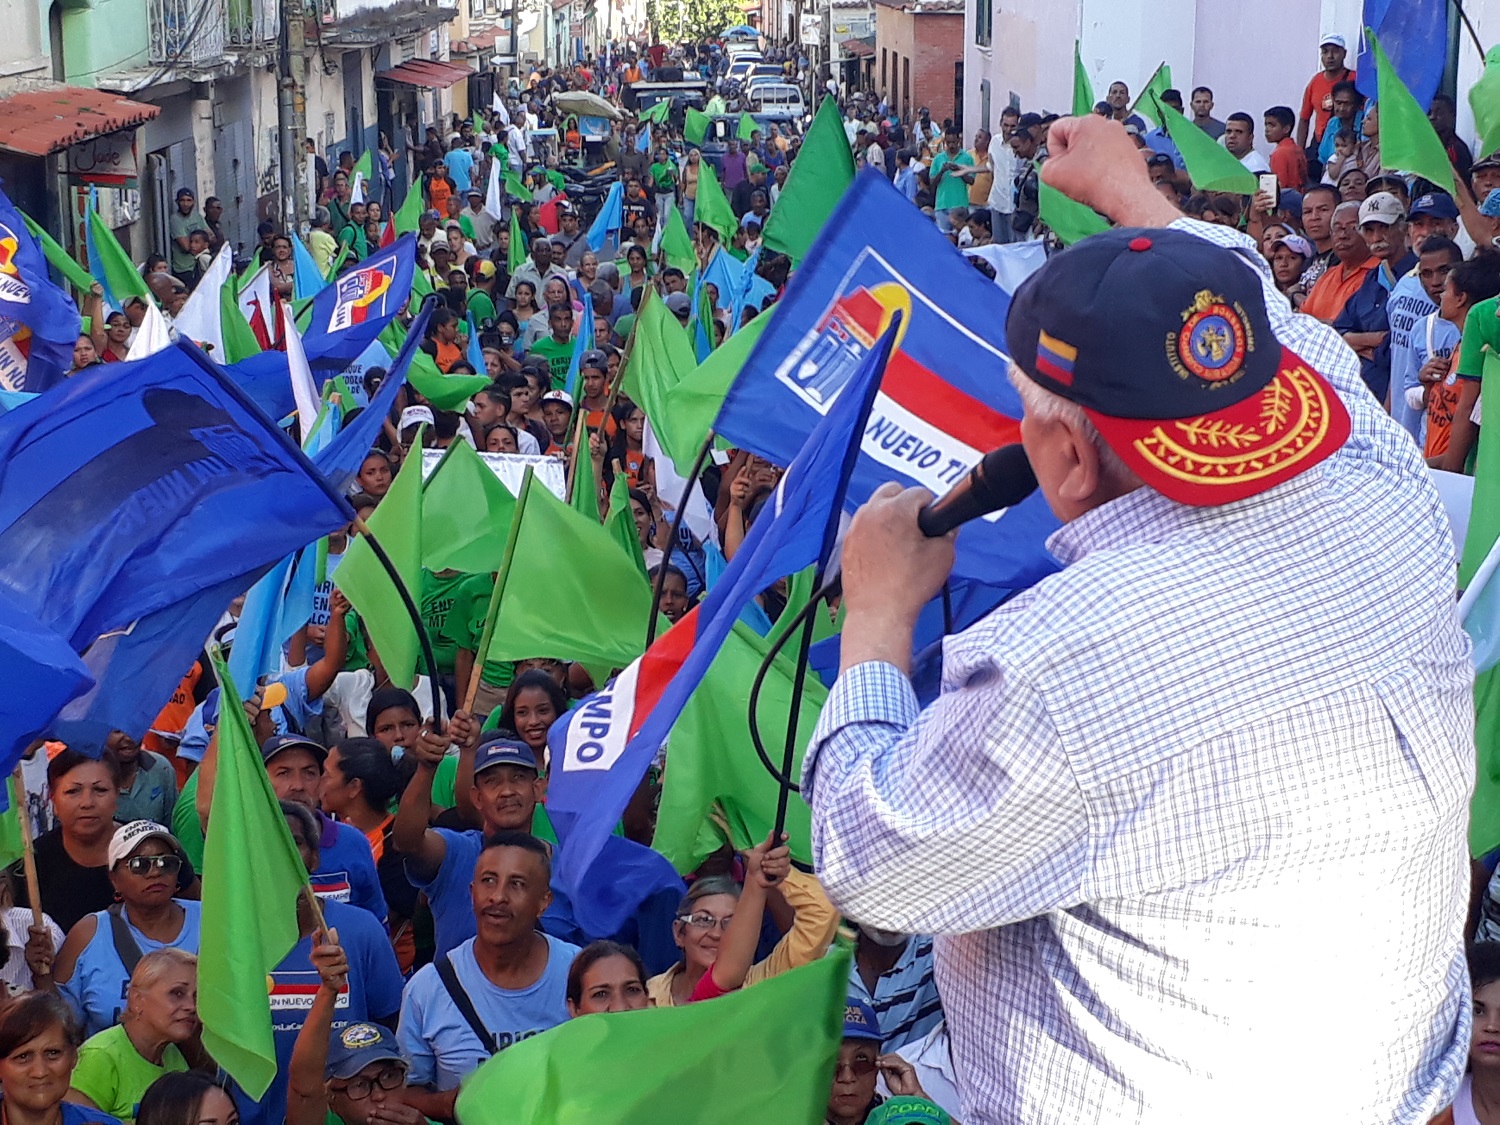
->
<box><xmin>106</xmin><ymin>904</ymin><xmax>144</xmax><ymax>978</ymax></box>
<box><xmin>434</xmin><ymin>954</ymin><xmax>499</xmax><ymax>1056</ymax></box>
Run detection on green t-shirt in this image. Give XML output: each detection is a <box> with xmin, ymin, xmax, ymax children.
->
<box><xmin>649</xmin><ymin>161</ymin><xmax>676</xmax><ymax>192</ymax></box>
<box><xmin>467</xmin><ymin>289</ymin><xmax>497</xmax><ymax>326</ymax></box>
<box><xmin>437</xmin><ymin>572</ymin><xmax>515</xmax><ymax>692</ymax></box>
<box><xmin>613</xmin><ymin>313</ymin><xmax>636</xmax><ymax>342</ymax></box>
<box><xmin>527</xmin><ymin>335</ymin><xmax>575</xmax><ymax>389</ymax></box>
<box><xmin>172</xmin><ymin>772</ymin><xmax>205</xmax><ymax>873</ymax></box>
<box><xmin>1458</xmin><ymin>295</ymin><xmax>1500</xmax><ymax>382</ymax></box>
<box><xmin>72</xmin><ymin>1025</ymin><xmax>189</xmax><ymax>1124</ymax></box>
<box><xmin>931</xmin><ymin>150</ymin><xmax>975</xmax><ymax>211</ymax></box>
<box><xmin>421</xmin><ymin>570</ymin><xmax>471</xmax><ymax>676</ymax></box>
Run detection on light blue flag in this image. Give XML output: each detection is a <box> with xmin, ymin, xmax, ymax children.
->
<box><xmin>227</xmin><ymin>554</ymin><xmax>296</xmax><ymax>694</ymax></box>
<box><xmin>565</xmin><ymin>291</ymin><xmax>595</xmax><ymax>398</ymax></box>
<box><xmin>0</xmin><ymin>390</ymin><xmax>39</xmax><ymax>416</ymax></box>
<box><xmin>587</xmin><ymin>182</ymin><xmax>624</xmax><ymax>254</ymax></box>
<box><xmin>637</xmin><ymin>125</ymin><xmax>652</xmax><ymax>153</ymax></box>
<box><xmin>1463</xmin><ymin>536</ymin><xmax>1500</xmax><ymax>674</ymax></box>
<box><xmin>291</xmin><ymin>236</ymin><xmax>327</xmax><ymax>301</ymax></box>
<box><xmin>466</xmin><ymin>310</ymin><xmax>487</xmax><ymax>372</ymax></box>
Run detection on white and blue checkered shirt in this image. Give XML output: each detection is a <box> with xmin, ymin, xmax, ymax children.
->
<box><xmin>805</xmin><ymin>218</ymin><xmax>1475</xmax><ymax>1125</ymax></box>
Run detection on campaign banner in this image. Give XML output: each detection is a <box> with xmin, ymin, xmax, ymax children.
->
<box><xmin>421</xmin><ymin>448</ymin><xmax>566</xmax><ymax>499</ymax></box>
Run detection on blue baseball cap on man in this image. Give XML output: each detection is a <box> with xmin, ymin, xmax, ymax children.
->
<box><xmin>325</xmin><ymin>1022</ymin><xmax>406</xmax><ymax>1080</ymax></box>
<box><xmin>843</xmin><ymin>998</ymin><xmax>882</xmax><ymax>1042</ymax></box>
<box><xmin>1409</xmin><ymin>192</ymin><xmax>1459</xmax><ymax>221</ymax></box>
<box><xmin>473</xmin><ymin>734</ymin><xmax>538</xmax><ymax>776</ymax></box>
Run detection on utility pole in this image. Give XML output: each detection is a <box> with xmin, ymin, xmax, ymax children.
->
<box><xmin>277</xmin><ymin>0</ymin><xmax>311</xmax><ymax>231</ymax></box>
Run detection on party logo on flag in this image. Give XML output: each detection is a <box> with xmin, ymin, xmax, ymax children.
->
<box><xmin>0</xmin><ymin>318</ymin><xmax>32</xmax><ymax>391</ymax></box>
<box><xmin>0</xmin><ymin>229</ymin><xmax>31</xmax><ymax>306</ymax></box>
<box><xmin>327</xmin><ymin>256</ymin><xmax>395</xmax><ymax>333</ymax></box>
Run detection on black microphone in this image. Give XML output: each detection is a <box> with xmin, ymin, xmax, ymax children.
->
<box><xmin>917</xmin><ymin>444</ymin><xmax>1038</xmax><ymax>538</ymax></box>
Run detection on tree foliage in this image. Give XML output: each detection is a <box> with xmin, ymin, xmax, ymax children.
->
<box><xmin>645</xmin><ymin>0</ymin><xmax>745</xmax><ymax>46</ymax></box>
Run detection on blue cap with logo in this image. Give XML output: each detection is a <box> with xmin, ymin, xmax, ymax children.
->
<box><xmin>325</xmin><ymin>1022</ymin><xmax>405</xmax><ymax>1080</ymax></box>
<box><xmin>1410</xmin><ymin>192</ymin><xmax>1459</xmax><ymax>221</ymax></box>
<box><xmin>473</xmin><ymin>734</ymin><xmax>538</xmax><ymax>776</ymax></box>
<box><xmin>843</xmin><ymin>997</ymin><xmax>882</xmax><ymax>1042</ymax></box>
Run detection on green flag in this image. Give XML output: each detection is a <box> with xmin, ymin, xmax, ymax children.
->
<box><xmin>483</xmin><ymin>471</ymin><xmax>653</xmax><ymax>669</ymax></box>
<box><xmin>621</xmin><ymin>289</ymin><xmax>698</xmax><ymax>469</ymax></box>
<box><xmin>604</xmin><ymin>470</ymin><xmax>647</xmax><ymax>575</ymax></box>
<box><xmin>761</xmin><ymin>97</ymin><xmax>855</xmax><ymax>263</ymax></box>
<box><xmin>661</xmin><ymin>205</ymin><xmax>697</xmax><ymax>275</ymax></box>
<box><xmin>1465</xmin><ymin>351</ymin><xmax>1500</xmax><ymax>854</ymax></box>
<box><xmin>737</xmin><ymin>112</ymin><xmax>758</xmax><ymax>142</ymax></box>
<box><xmin>87</xmin><ymin>210</ymin><xmax>152</xmax><ymax>307</ymax></box>
<box><xmin>638</xmin><ymin>99</ymin><xmax>672</xmax><ymax>125</ymax></box>
<box><xmin>19</xmin><ymin>211</ymin><xmax>95</xmax><ymax>293</ymax></box>
<box><xmin>1072</xmin><ymin>41</ymin><xmax>1095</xmax><ymax>117</ymax></box>
<box><xmin>503</xmin><ymin>171</ymin><xmax>534</xmax><ymax>202</ymax></box>
<box><xmin>335</xmin><ymin>438</ymin><xmax>426</xmax><ymax>687</ymax></box>
<box><xmin>665</xmin><ymin>305</ymin><xmax>772</xmax><ymax>456</ymax></box>
<box><xmin>198</xmin><ymin>651</ymin><xmax>308</xmax><ymax>1100</ymax></box>
<box><xmin>693</xmin><ymin>160</ymin><xmax>737</xmax><ymax>242</ymax></box>
<box><xmin>352</xmin><ymin>150</ymin><xmax>373</xmax><ymax>183</ymax></box>
<box><xmin>421</xmin><ymin>440</ymin><xmax>517</xmax><ymax>573</ymax></box>
<box><xmin>1131</xmin><ymin>62</ymin><xmax>1172</xmax><ymax>126</ymax></box>
<box><xmin>218</xmin><ymin>283</ymin><xmax>262</xmax><ymax>363</ymax></box>
<box><xmin>1153</xmin><ymin>97</ymin><xmax>1257</xmax><ymax>194</ymax></box>
<box><xmin>1470</xmin><ymin>46</ymin><xmax>1500</xmax><ymax>163</ymax></box>
<box><xmin>0</xmin><ymin>776</ymin><xmax>24</xmax><ymax>869</ymax></box>
<box><xmin>393</xmin><ymin>182</ymin><xmax>425</xmax><ymax>235</ymax></box>
<box><xmin>570</xmin><ymin>441</ymin><xmax>602</xmax><ymax>523</ymax></box>
<box><xmin>472</xmin><ymin>111</ymin><xmax>485</xmax><ymax>137</ymax></box>
<box><xmin>653</xmin><ymin>621</ymin><xmax>827</xmax><ymax>872</ymax></box>
<box><xmin>684</xmin><ymin>107</ymin><xmax>711</xmax><ymax>145</ymax></box>
<box><xmin>455</xmin><ymin>950</ymin><xmax>849</xmax><ymax>1125</ymax></box>
<box><xmin>1039</xmin><ymin>179</ymin><xmax>1110</xmax><ymax>245</ymax></box>
<box><xmin>407</xmin><ymin>351</ymin><xmax>489</xmax><ymax>411</ymax></box>
<box><xmin>508</xmin><ymin>210</ymin><xmax>528</xmax><ymax>275</ymax></box>
<box><xmin>1369</xmin><ymin>29</ymin><xmax>1456</xmax><ymax>197</ymax></box>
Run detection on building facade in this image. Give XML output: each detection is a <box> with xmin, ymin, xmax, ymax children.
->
<box><xmin>874</xmin><ymin>0</ymin><xmax>961</xmax><ymax>127</ymax></box>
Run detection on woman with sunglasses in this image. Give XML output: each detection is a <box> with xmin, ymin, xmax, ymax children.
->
<box><xmin>647</xmin><ymin>832</ymin><xmax>839</xmax><ymax>1007</ymax></box>
<box><xmin>52</xmin><ymin>824</ymin><xmax>200</xmax><ymax>1039</ymax></box>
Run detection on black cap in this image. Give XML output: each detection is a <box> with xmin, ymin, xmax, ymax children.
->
<box><xmin>260</xmin><ymin>734</ymin><xmax>328</xmax><ymax>768</ymax></box>
<box><xmin>1146</xmin><ymin>152</ymin><xmax>1175</xmax><ymax>168</ymax></box>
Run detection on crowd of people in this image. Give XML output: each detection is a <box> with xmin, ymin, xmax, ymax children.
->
<box><xmin>13</xmin><ymin>21</ymin><xmax>1500</xmax><ymax>1125</ymax></box>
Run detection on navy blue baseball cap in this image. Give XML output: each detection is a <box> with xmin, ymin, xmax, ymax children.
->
<box><xmin>261</xmin><ymin>733</ymin><xmax>328</xmax><ymax>767</ymax></box>
<box><xmin>843</xmin><ymin>998</ymin><xmax>882</xmax><ymax>1042</ymax></box>
<box><xmin>1005</xmin><ymin>227</ymin><xmax>1350</xmax><ymax>506</ymax></box>
<box><xmin>1410</xmin><ymin>192</ymin><xmax>1459</xmax><ymax>221</ymax></box>
<box><xmin>325</xmin><ymin>1022</ymin><xmax>405</xmax><ymax>1080</ymax></box>
<box><xmin>473</xmin><ymin>734</ymin><xmax>538</xmax><ymax>776</ymax></box>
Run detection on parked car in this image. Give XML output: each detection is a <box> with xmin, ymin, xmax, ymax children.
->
<box><xmin>747</xmin><ymin>82</ymin><xmax>807</xmax><ymax>118</ymax></box>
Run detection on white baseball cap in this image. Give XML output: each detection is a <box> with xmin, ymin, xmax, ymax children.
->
<box><xmin>108</xmin><ymin>821</ymin><xmax>183</xmax><ymax>868</ymax></box>
<box><xmin>399</xmin><ymin>405</ymin><xmax>435</xmax><ymax>431</ymax></box>
<box><xmin>1320</xmin><ymin>33</ymin><xmax>1347</xmax><ymax>49</ymax></box>
<box><xmin>1358</xmin><ymin>191</ymin><xmax>1406</xmax><ymax>227</ymax></box>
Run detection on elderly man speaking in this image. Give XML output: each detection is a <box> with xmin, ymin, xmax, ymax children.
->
<box><xmin>804</xmin><ymin>114</ymin><xmax>1472</xmax><ymax>1124</ymax></box>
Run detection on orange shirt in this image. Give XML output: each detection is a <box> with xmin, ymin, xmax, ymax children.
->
<box><xmin>1424</xmin><ymin>348</ymin><xmax>1463</xmax><ymax>459</ymax></box>
<box><xmin>427</xmin><ymin>176</ymin><xmax>454</xmax><ymax>217</ymax></box>
<box><xmin>434</xmin><ymin>338</ymin><xmax>463</xmax><ymax>373</ymax></box>
<box><xmin>1300</xmin><ymin>67</ymin><xmax>1354</xmax><ymax>135</ymax></box>
<box><xmin>1270</xmin><ymin>138</ymin><xmax>1308</xmax><ymax>191</ymax></box>
<box><xmin>1301</xmin><ymin>257</ymin><xmax>1376</xmax><ymax>324</ymax></box>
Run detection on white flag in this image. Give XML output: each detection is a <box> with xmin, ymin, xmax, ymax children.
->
<box><xmin>484</xmin><ymin>152</ymin><xmax>505</xmax><ymax>221</ymax></box>
<box><xmin>126</xmin><ymin>302</ymin><xmax>172</xmax><ymax>360</ymax></box>
<box><xmin>283</xmin><ymin>302</ymin><xmax>320</xmax><ymax>442</ymax></box>
<box><xmin>350</xmin><ymin>171</ymin><xmax>366</xmax><ymax>205</ymax></box>
<box><xmin>172</xmin><ymin>242</ymin><xmax>232</xmax><ymax>359</ymax></box>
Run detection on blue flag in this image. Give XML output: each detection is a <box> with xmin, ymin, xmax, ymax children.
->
<box><xmin>587</xmin><ymin>182</ymin><xmax>624</xmax><ymax>254</ymax></box>
<box><xmin>714</xmin><ymin>169</ymin><xmax>1058</xmax><ymax>591</ymax></box>
<box><xmin>636</xmin><ymin>125</ymin><xmax>652</xmax><ymax>153</ymax></box>
<box><xmin>0</xmin><ymin>592</ymin><xmax>95</xmax><ymax>769</ymax></box>
<box><xmin>0</xmin><ymin>338</ymin><xmax>353</xmax><ymax>649</ymax></box>
<box><xmin>465</xmin><ymin>310</ymin><xmax>486</xmax><ymax>373</ymax></box>
<box><xmin>227</xmin><ymin>552</ymin><xmax>297</xmax><ymax>695</ymax></box>
<box><xmin>0</xmin><ymin>188</ymin><xmax>82</xmax><ymax>392</ymax></box>
<box><xmin>1356</xmin><ymin>0</ymin><xmax>1448</xmax><ymax>111</ymax></box>
<box><xmin>546</xmin><ymin>319</ymin><xmax>899</xmax><ymax>914</ymax></box>
<box><xmin>52</xmin><ymin>566</ymin><xmax>268</xmax><ymax>751</ymax></box>
<box><xmin>303</xmin><ymin>234</ymin><xmax>416</xmax><ymax>372</ymax></box>
<box><xmin>565</xmin><ymin>291</ymin><xmax>595</xmax><ymax>398</ymax></box>
<box><xmin>313</xmin><ymin>302</ymin><xmax>434</xmax><ymax>493</ymax></box>
<box><xmin>292</xmin><ymin>236</ymin><xmax>327</xmax><ymax>302</ymax></box>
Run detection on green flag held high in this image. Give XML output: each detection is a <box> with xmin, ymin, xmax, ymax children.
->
<box><xmin>653</xmin><ymin>621</ymin><xmax>827</xmax><ymax>873</ymax></box>
<box><xmin>661</xmin><ymin>205</ymin><xmax>697</xmax><ymax>275</ymax></box>
<box><xmin>1072</xmin><ymin>41</ymin><xmax>1095</xmax><ymax>117</ymax></box>
<box><xmin>503</xmin><ymin>171</ymin><xmax>534</xmax><ymax>202</ymax></box>
<box><xmin>1369</xmin><ymin>30</ymin><xmax>1456</xmax><ymax>197</ymax></box>
<box><xmin>407</xmin><ymin>351</ymin><xmax>489</xmax><ymax>411</ymax></box>
<box><xmin>218</xmin><ymin>283</ymin><xmax>262</xmax><ymax>363</ymax></box>
<box><xmin>762</xmin><ymin>97</ymin><xmax>856</xmax><ymax>263</ymax></box>
<box><xmin>508</xmin><ymin>210</ymin><xmax>528</xmax><ymax>274</ymax></box>
<box><xmin>0</xmin><ymin>777</ymin><xmax>24</xmax><ymax>869</ymax></box>
<box><xmin>393</xmin><ymin>181</ymin><xmax>425</xmax><ymax>234</ymax></box>
<box><xmin>456</xmin><ymin>950</ymin><xmax>849</xmax><ymax>1125</ymax></box>
<box><xmin>335</xmin><ymin>437</ymin><xmax>426</xmax><ymax>687</ymax></box>
<box><xmin>20</xmin><ymin>212</ymin><xmax>95</xmax><ymax>293</ymax></box>
<box><xmin>684</xmin><ymin>107</ymin><xmax>711</xmax><ymax>145</ymax></box>
<box><xmin>1470</xmin><ymin>46</ymin><xmax>1500</xmax><ymax>163</ymax></box>
<box><xmin>87</xmin><ymin>210</ymin><xmax>152</xmax><ymax>307</ymax></box>
<box><xmin>1131</xmin><ymin>61</ymin><xmax>1172</xmax><ymax>126</ymax></box>
<box><xmin>1039</xmin><ymin>179</ymin><xmax>1110</xmax><ymax>245</ymax></box>
<box><xmin>638</xmin><ymin>99</ymin><xmax>672</xmax><ymax>125</ymax></box>
<box><xmin>482</xmin><ymin>471</ymin><xmax>653</xmax><ymax>670</ymax></box>
<box><xmin>664</xmin><ymin>304</ymin><xmax>773</xmax><ymax>456</ymax></box>
<box><xmin>421</xmin><ymin>441</ymin><xmax>517</xmax><ymax>573</ymax></box>
<box><xmin>570</xmin><ymin>441</ymin><xmax>602</xmax><ymax>523</ymax></box>
<box><xmin>1467</xmin><ymin>351</ymin><xmax>1500</xmax><ymax>854</ymax></box>
<box><xmin>604</xmin><ymin>470</ymin><xmax>647</xmax><ymax>575</ymax></box>
<box><xmin>199</xmin><ymin>651</ymin><xmax>308</xmax><ymax>1100</ymax></box>
<box><xmin>352</xmin><ymin>150</ymin><xmax>373</xmax><ymax>183</ymax></box>
<box><xmin>621</xmin><ymin>289</ymin><xmax>698</xmax><ymax>468</ymax></box>
<box><xmin>1153</xmin><ymin>97</ymin><xmax>1257</xmax><ymax>194</ymax></box>
<box><xmin>737</xmin><ymin>112</ymin><xmax>757</xmax><ymax>141</ymax></box>
<box><xmin>693</xmin><ymin>160</ymin><xmax>737</xmax><ymax>242</ymax></box>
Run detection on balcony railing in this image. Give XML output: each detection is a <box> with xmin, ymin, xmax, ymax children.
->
<box><xmin>148</xmin><ymin>0</ymin><xmax>279</xmax><ymax>65</ymax></box>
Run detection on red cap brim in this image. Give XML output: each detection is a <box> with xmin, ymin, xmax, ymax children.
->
<box><xmin>1084</xmin><ymin>347</ymin><xmax>1352</xmax><ymax>506</ymax></box>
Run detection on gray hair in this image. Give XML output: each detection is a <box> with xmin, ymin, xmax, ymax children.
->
<box><xmin>1006</xmin><ymin>364</ymin><xmax>1138</xmax><ymax>489</ymax></box>
<box><xmin>280</xmin><ymin>798</ymin><xmax>321</xmax><ymax>868</ymax></box>
<box><xmin>129</xmin><ymin>947</ymin><xmax>198</xmax><ymax>995</ymax></box>
<box><xmin>313</xmin><ymin>206</ymin><xmax>332</xmax><ymax>228</ymax></box>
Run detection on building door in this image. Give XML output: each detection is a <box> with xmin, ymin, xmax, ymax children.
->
<box><xmin>953</xmin><ymin>61</ymin><xmax>962</xmax><ymax>134</ymax></box>
<box><xmin>343</xmin><ymin>53</ymin><xmax>365</xmax><ymax>160</ymax></box>
<box><xmin>212</xmin><ymin>77</ymin><xmax>257</xmax><ymax>258</ymax></box>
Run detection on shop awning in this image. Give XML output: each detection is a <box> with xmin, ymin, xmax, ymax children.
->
<box><xmin>0</xmin><ymin>85</ymin><xmax>160</xmax><ymax>158</ymax></box>
<box><xmin>374</xmin><ymin>59</ymin><xmax>473</xmax><ymax>89</ymax></box>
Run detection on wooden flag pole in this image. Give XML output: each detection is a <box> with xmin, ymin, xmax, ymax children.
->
<box><xmin>12</xmin><ymin>769</ymin><xmax>41</xmax><ymax>932</ymax></box>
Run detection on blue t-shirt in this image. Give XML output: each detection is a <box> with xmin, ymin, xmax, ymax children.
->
<box><xmin>60</xmin><ymin>900</ymin><xmax>203</xmax><ymax>1038</ymax></box>
<box><xmin>396</xmin><ymin>934</ymin><xmax>578</xmax><ymax>1091</ymax></box>
<box><xmin>1394</xmin><ymin>311</ymin><xmax>1461</xmax><ymax>443</ymax></box>
<box><xmin>444</xmin><ymin>149</ymin><xmax>476</xmax><ymax>194</ymax></box>
<box><xmin>177</xmin><ymin>666</ymin><xmax>322</xmax><ymax>764</ymax></box>
<box><xmin>313</xmin><ymin>811</ymin><xmax>387</xmax><ymax>925</ymax></box>
<box><xmin>239</xmin><ymin>899</ymin><xmax>403</xmax><ymax>1125</ymax></box>
<box><xmin>1384</xmin><ymin>272</ymin><xmax>1440</xmax><ymax>436</ymax></box>
<box><xmin>52</xmin><ymin>1104</ymin><xmax>120</xmax><ymax>1125</ymax></box>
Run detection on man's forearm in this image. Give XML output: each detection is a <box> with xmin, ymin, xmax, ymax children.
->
<box><xmin>839</xmin><ymin>606</ymin><xmax>918</xmax><ymax>677</ymax></box>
